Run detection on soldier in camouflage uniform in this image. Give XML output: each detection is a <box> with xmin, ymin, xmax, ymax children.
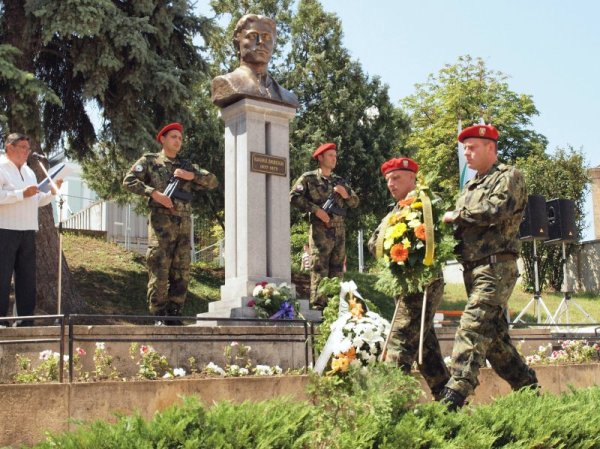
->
<box><xmin>368</xmin><ymin>157</ymin><xmax>449</xmax><ymax>400</ymax></box>
<box><xmin>123</xmin><ymin>123</ymin><xmax>218</xmax><ymax>324</ymax></box>
<box><xmin>290</xmin><ymin>143</ymin><xmax>359</xmax><ymax>309</ymax></box>
<box><xmin>441</xmin><ymin>124</ymin><xmax>538</xmax><ymax>410</ymax></box>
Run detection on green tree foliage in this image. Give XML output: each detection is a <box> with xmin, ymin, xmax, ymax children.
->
<box><xmin>1</xmin><ymin>0</ymin><xmax>209</xmax><ymax>155</ymax></box>
<box><xmin>402</xmin><ymin>55</ymin><xmax>548</xmax><ymax>201</ymax></box>
<box><xmin>517</xmin><ymin>147</ymin><xmax>589</xmax><ymax>291</ymax></box>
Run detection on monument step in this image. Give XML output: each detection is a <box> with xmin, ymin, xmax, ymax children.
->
<box><xmin>198</xmin><ymin>297</ymin><xmax>322</xmax><ymax>324</ymax></box>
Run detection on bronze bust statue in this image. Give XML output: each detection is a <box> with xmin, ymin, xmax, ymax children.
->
<box><xmin>211</xmin><ymin>14</ymin><xmax>299</xmax><ymax>109</ymax></box>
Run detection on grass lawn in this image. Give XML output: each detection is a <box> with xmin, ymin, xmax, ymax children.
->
<box><xmin>443</xmin><ymin>282</ymin><xmax>600</xmax><ymax>324</ymax></box>
<box><xmin>63</xmin><ymin>233</ymin><xmax>220</xmax><ymax>319</ymax></box>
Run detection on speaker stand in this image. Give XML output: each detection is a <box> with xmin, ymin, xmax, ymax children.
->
<box><xmin>512</xmin><ymin>240</ymin><xmax>556</xmax><ymax>326</ymax></box>
<box><xmin>552</xmin><ymin>242</ymin><xmax>594</xmax><ymax>328</ymax></box>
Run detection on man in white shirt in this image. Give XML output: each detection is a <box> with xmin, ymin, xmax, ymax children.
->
<box><xmin>0</xmin><ymin>133</ymin><xmax>61</xmax><ymax>326</ymax></box>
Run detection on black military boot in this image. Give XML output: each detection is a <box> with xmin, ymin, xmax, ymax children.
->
<box><xmin>165</xmin><ymin>304</ymin><xmax>184</xmax><ymax>326</ymax></box>
<box><xmin>153</xmin><ymin>309</ymin><xmax>167</xmax><ymax>326</ymax></box>
<box><xmin>440</xmin><ymin>387</ymin><xmax>466</xmax><ymax>412</ymax></box>
<box><xmin>431</xmin><ymin>382</ymin><xmax>448</xmax><ymax>402</ymax></box>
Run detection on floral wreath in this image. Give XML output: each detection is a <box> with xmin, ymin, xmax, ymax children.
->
<box><xmin>374</xmin><ymin>183</ymin><xmax>456</xmax><ymax>297</ymax></box>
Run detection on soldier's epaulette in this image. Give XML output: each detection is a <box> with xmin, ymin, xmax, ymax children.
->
<box><xmin>143</xmin><ymin>152</ymin><xmax>158</xmax><ymax>158</ymax></box>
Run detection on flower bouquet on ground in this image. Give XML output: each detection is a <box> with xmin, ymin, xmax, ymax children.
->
<box><xmin>247</xmin><ymin>281</ymin><xmax>300</xmax><ymax>319</ymax></box>
<box><xmin>314</xmin><ymin>279</ymin><xmax>391</xmax><ymax>375</ymax></box>
<box><xmin>374</xmin><ymin>182</ymin><xmax>456</xmax><ymax>297</ymax></box>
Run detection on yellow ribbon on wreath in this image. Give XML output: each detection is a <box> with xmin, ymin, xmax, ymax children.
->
<box><xmin>375</xmin><ymin>211</ymin><xmax>393</xmax><ymax>260</ymax></box>
<box><xmin>419</xmin><ymin>190</ymin><xmax>435</xmax><ymax>266</ymax></box>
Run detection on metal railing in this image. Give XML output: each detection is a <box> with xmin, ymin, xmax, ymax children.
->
<box><xmin>3</xmin><ymin>314</ymin><xmax>600</xmax><ymax>383</ymax></box>
<box><xmin>0</xmin><ymin>314</ymin><xmax>318</xmax><ymax>383</ymax></box>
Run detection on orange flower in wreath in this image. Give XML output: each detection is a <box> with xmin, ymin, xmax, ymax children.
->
<box><xmin>331</xmin><ymin>346</ymin><xmax>357</xmax><ymax>373</ymax></box>
<box><xmin>414</xmin><ymin>224</ymin><xmax>427</xmax><ymax>241</ymax></box>
<box><xmin>390</xmin><ymin>243</ymin><xmax>409</xmax><ymax>262</ymax></box>
<box><xmin>398</xmin><ymin>197</ymin><xmax>415</xmax><ymax>207</ymax></box>
<box><xmin>349</xmin><ymin>297</ymin><xmax>364</xmax><ymax>318</ymax></box>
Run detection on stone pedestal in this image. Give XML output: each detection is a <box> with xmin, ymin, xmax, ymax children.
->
<box><xmin>207</xmin><ymin>98</ymin><xmax>296</xmax><ymax>317</ymax></box>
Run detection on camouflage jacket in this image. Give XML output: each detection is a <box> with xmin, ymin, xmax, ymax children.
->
<box><xmin>123</xmin><ymin>151</ymin><xmax>218</xmax><ymax>216</ymax></box>
<box><xmin>290</xmin><ymin>169</ymin><xmax>359</xmax><ymax>227</ymax></box>
<box><xmin>450</xmin><ymin>162</ymin><xmax>526</xmax><ymax>262</ymax></box>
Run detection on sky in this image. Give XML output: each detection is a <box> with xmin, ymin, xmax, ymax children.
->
<box><xmin>196</xmin><ymin>0</ymin><xmax>600</xmax><ymax>240</ymax></box>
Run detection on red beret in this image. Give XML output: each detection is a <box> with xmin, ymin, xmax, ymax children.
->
<box><xmin>156</xmin><ymin>122</ymin><xmax>183</xmax><ymax>142</ymax></box>
<box><xmin>380</xmin><ymin>157</ymin><xmax>419</xmax><ymax>176</ymax></box>
<box><xmin>458</xmin><ymin>124</ymin><xmax>499</xmax><ymax>143</ymax></box>
<box><xmin>312</xmin><ymin>142</ymin><xmax>336</xmax><ymax>159</ymax></box>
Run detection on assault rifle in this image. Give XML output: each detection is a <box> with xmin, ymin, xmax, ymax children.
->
<box><xmin>163</xmin><ymin>160</ymin><xmax>194</xmax><ymax>203</ymax></box>
<box><xmin>321</xmin><ymin>178</ymin><xmax>348</xmax><ymax>218</ymax></box>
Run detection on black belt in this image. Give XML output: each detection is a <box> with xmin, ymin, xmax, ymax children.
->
<box><xmin>461</xmin><ymin>252</ymin><xmax>517</xmax><ymax>271</ymax></box>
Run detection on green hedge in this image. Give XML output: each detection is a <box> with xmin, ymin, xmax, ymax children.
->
<box><xmin>30</xmin><ymin>366</ymin><xmax>600</xmax><ymax>449</ymax></box>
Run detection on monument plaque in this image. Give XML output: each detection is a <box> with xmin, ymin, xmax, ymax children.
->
<box><xmin>250</xmin><ymin>152</ymin><xmax>287</xmax><ymax>177</ymax></box>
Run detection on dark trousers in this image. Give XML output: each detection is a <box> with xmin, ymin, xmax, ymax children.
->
<box><xmin>0</xmin><ymin>229</ymin><xmax>36</xmax><ymax>318</ymax></box>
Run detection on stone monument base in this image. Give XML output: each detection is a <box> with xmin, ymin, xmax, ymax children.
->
<box><xmin>197</xmin><ymin>295</ymin><xmax>321</xmax><ymax>324</ymax></box>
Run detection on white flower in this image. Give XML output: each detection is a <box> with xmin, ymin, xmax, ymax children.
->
<box><xmin>255</xmin><ymin>365</ymin><xmax>272</xmax><ymax>376</ymax></box>
<box><xmin>230</xmin><ymin>342</ymin><xmax>238</xmax><ymax>347</ymax></box>
<box><xmin>163</xmin><ymin>372</ymin><xmax>173</xmax><ymax>379</ymax></box>
<box><xmin>96</xmin><ymin>342</ymin><xmax>106</xmax><ymax>350</ymax></box>
<box><xmin>173</xmin><ymin>368</ymin><xmax>186</xmax><ymax>377</ymax></box>
<box><xmin>272</xmin><ymin>365</ymin><xmax>283</xmax><ymax>374</ymax></box>
<box><xmin>252</xmin><ymin>285</ymin><xmax>263</xmax><ymax>297</ymax></box>
<box><xmin>39</xmin><ymin>349</ymin><xmax>53</xmax><ymax>361</ymax></box>
<box><xmin>205</xmin><ymin>362</ymin><xmax>226</xmax><ymax>376</ymax></box>
<box><xmin>239</xmin><ymin>368</ymin><xmax>249</xmax><ymax>376</ymax></box>
<box><xmin>332</xmin><ymin>338</ymin><xmax>353</xmax><ymax>355</ymax></box>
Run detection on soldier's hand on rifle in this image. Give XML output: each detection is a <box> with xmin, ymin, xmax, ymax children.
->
<box><xmin>333</xmin><ymin>185</ymin><xmax>350</xmax><ymax>199</ymax></box>
<box><xmin>151</xmin><ymin>190</ymin><xmax>174</xmax><ymax>209</ymax></box>
<box><xmin>315</xmin><ymin>208</ymin><xmax>330</xmax><ymax>224</ymax></box>
<box><xmin>174</xmin><ymin>168</ymin><xmax>195</xmax><ymax>181</ymax></box>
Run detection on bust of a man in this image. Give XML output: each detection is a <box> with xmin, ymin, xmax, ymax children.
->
<box><xmin>211</xmin><ymin>14</ymin><xmax>299</xmax><ymax>109</ymax></box>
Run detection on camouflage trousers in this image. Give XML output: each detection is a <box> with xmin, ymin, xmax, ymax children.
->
<box><xmin>386</xmin><ymin>278</ymin><xmax>450</xmax><ymax>399</ymax></box>
<box><xmin>146</xmin><ymin>212</ymin><xmax>191</xmax><ymax>315</ymax></box>
<box><xmin>446</xmin><ymin>260</ymin><xmax>538</xmax><ymax>398</ymax></box>
<box><xmin>309</xmin><ymin>222</ymin><xmax>345</xmax><ymax>308</ymax></box>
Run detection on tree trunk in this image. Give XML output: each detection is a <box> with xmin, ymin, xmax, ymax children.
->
<box><xmin>35</xmin><ymin>204</ymin><xmax>85</xmax><ymax>315</ymax></box>
<box><xmin>30</xmin><ymin>162</ymin><xmax>85</xmax><ymax>315</ymax></box>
